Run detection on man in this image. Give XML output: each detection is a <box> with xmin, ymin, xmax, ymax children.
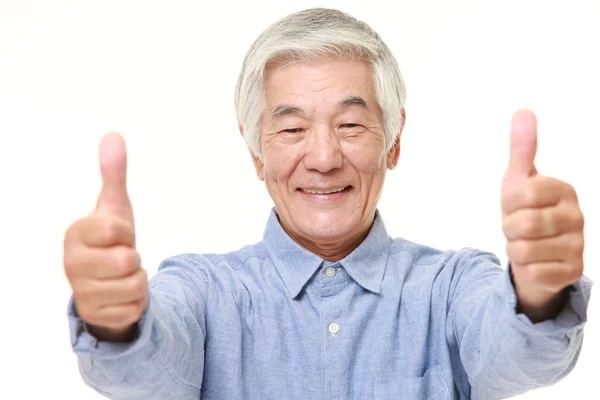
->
<box><xmin>64</xmin><ymin>7</ymin><xmax>592</xmax><ymax>399</ymax></box>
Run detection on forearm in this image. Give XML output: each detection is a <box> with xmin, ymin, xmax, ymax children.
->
<box><xmin>69</xmin><ymin>289</ymin><xmax>204</xmax><ymax>399</ymax></box>
<box><xmin>466</xmin><ymin>291</ymin><xmax>584</xmax><ymax>399</ymax></box>
<box><xmin>448</xmin><ymin>252</ymin><xmax>592</xmax><ymax>399</ymax></box>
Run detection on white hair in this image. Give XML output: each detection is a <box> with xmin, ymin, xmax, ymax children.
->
<box><xmin>234</xmin><ymin>8</ymin><xmax>406</xmax><ymax>161</ymax></box>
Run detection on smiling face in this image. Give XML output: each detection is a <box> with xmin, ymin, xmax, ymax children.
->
<box><xmin>249</xmin><ymin>58</ymin><xmax>402</xmax><ymax>260</ymax></box>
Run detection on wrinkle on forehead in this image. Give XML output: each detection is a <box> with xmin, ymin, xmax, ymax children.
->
<box><xmin>264</xmin><ymin>58</ymin><xmax>375</xmax><ymax>99</ymax></box>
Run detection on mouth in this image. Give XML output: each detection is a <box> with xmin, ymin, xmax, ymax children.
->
<box><xmin>298</xmin><ymin>185</ymin><xmax>353</xmax><ymax>195</ymax></box>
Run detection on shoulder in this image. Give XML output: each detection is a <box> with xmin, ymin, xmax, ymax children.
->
<box><xmin>154</xmin><ymin>241</ymin><xmax>271</xmax><ymax>284</ymax></box>
<box><xmin>388</xmin><ymin>237</ymin><xmax>501</xmax><ymax>270</ymax></box>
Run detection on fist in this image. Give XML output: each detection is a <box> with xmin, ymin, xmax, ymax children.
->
<box><xmin>64</xmin><ymin>133</ymin><xmax>147</xmax><ymax>340</ymax></box>
<box><xmin>501</xmin><ymin>110</ymin><xmax>585</xmax><ymax>320</ymax></box>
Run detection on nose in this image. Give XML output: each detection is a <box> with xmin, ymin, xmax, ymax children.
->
<box><xmin>302</xmin><ymin>125</ymin><xmax>343</xmax><ymax>173</ymax></box>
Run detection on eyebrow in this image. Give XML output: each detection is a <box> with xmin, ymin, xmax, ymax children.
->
<box><xmin>271</xmin><ymin>105</ymin><xmax>305</xmax><ymax>117</ymax></box>
<box><xmin>337</xmin><ymin>95</ymin><xmax>369</xmax><ymax>110</ymax></box>
<box><xmin>270</xmin><ymin>96</ymin><xmax>370</xmax><ymax>118</ymax></box>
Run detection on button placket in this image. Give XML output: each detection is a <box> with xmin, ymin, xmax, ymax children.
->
<box><xmin>319</xmin><ymin>263</ymin><xmax>346</xmax><ymax>399</ymax></box>
<box><xmin>325</xmin><ymin>267</ymin><xmax>337</xmax><ymax>278</ymax></box>
<box><xmin>328</xmin><ymin>322</ymin><xmax>340</xmax><ymax>335</ymax></box>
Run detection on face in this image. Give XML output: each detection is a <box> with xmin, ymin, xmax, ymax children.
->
<box><xmin>247</xmin><ymin>58</ymin><xmax>402</xmax><ymax>259</ymax></box>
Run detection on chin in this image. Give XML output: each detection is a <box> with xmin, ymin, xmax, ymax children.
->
<box><xmin>295</xmin><ymin>212</ymin><xmax>360</xmax><ymax>241</ymax></box>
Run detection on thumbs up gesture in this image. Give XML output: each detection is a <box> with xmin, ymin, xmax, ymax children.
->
<box><xmin>501</xmin><ymin>110</ymin><xmax>585</xmax><ymax>321</ymax></box>
<box><xmin>64</xmin><ymin>133</ymin><xmax>147</xmax><ymax>341</ymax></box>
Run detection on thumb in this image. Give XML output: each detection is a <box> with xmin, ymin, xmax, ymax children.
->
<box><xmin>95</xmin><ymin>132</ymin><xmax>134</xmax><ymax>222</ymax></box>
<box><xmin>507</xmin><ymin>109</ymin><xmax>538</xmax><ymax>179</ymax></box>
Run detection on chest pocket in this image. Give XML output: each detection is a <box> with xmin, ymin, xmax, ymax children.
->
<box><xmin>374</xmin><ymin>365</ymin><xmax>452</xmax><ymax>400</ymax></box>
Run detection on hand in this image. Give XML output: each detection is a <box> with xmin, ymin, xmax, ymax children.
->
<box><xmin>64</xmin><ymin>133</ymin><xmax>147</xmax><ymax>341</ymax></box>
<box><xmin>501</xmin><ymin>110</ymin><xmax>585</xmax><ymax>322</ymax></box>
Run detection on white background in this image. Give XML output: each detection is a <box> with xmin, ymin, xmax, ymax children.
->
<box><xmin>0</xmin><ymin>0</ymin><xmax>598</xmax><ymax>398</ymax></box>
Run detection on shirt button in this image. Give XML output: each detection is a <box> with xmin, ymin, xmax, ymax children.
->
<box><xmin>328</xmin><ymin>322</ymin><xmax>340</xmax><ymax>335</ymax></box>
<box><xmin>325</xmin><ymin>267</ymin><xmax>336</xmax><ymax>278</ymax></box>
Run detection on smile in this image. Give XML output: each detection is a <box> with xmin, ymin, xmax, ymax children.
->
<box><xmin>300</xmin><ymin>186</ymin><xmax>352</xmax><ymax>194</ymax></box>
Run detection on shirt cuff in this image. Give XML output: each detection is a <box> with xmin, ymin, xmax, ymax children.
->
<box><xmin>67</xmin><ymin>294</ymin><xmax>154</xmax><ymax>359</ymax></box>
<box><xmin>503</xmin><ymin>263</ymin><xmax>593</xmax><ymax>336</ymax></box>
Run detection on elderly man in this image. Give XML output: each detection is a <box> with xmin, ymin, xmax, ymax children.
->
<box><xmin>64</xmin><ymin>8</ymin><xmax>591</xmax><ymax>400</ymax></box>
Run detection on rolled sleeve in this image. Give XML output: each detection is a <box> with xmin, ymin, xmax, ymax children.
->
<box><xmin>448</xmin><ymin>250</ymin><xmax>593</xmax><ymax>399</ymax></box>
<box><xmin>67</xmin><ymin>294</ymin><xmax>154</xmax><ymax>359</ymax></box>
<box><xmin>503</xmin><ymin>264</ymin><xmax>592</xmax><ymax>337</ymax></box>
<box><xmin>66</xmin><ymin>254</ymin><xmax>209</xmax><ymax>399</ymax></box>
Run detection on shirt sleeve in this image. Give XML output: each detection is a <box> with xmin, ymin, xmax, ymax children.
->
<box><xmin>67</xmin><ymin>254</ymin><xmax>209</xmax><ymax>400</ymax></box>
<box><xmin>445</xmin><ymin>249</ymin><xmax>593</xmax><ymax>400</ymax></box>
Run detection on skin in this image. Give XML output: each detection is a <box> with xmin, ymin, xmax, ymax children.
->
<box><xmin>501</xmin><ymin>111</ymin><xmax>585</xmax><ymax>322</ymax></box>
<box><xmin>63</xmin><ymin>58</ymin><xmax>585</xmax><ymax>342</ymax></box>
<box><xmin>63</xmin><ymin>133</ymin><xmax>145</xmax><ymax>342</ymax></box>
<box><xmin>246</xmin><ymin>59</ymin><xmax>402</xmax><ymax>261</ymax></box>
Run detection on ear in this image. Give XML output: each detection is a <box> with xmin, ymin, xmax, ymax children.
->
<box><xmin>240</xmin><ymin>125</ymin><xmax>265</xmax><ymax>181</ymax></box>
<box><xmin>251</xmin><ymin>153</ymin><xmax>265</xmax><ymax>181</ymax></box>
<box><xmin>386</xmin><ymin>108</ymin><xmax>405</xmax><ymax>170</ymax></box>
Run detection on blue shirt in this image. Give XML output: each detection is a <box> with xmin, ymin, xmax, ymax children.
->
<box><xmin>68</xmin><ymin>209</ymin><xmax>592</xmax><ymax>399</ymax></box>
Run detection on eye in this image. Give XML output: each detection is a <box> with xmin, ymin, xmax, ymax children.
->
<box><xmin>339</xmin><ymin>123</ymin><xmax>360</xmax><ymax>129</ymax></box>
<box><xmin>281</xmin><ymin>128</ymin><xmax>303</xmax><ymax>134</ymax></box>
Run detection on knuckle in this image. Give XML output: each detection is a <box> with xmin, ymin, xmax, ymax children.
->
<box><xmin>574</xmin><ymin>262</ymin><xmax>584</xmax><ymax>279</ymax></box>
<box><xmin>131</xmin><ymin>302</ymin><xmax>146</xmax><ymax>321</ymax></box>
<box><xmin>74</xmin><ymin>285</ymin><xmax>95</xmax><ymax>304</ymax></box>
<box><xmin>507</xmin><ymin>242</ymin><xmax>518</xmax><ymax>262</ymax></box>
<box><xmin>501</xmin><ymin>219</ymin><xmax>510</xmax><ymax>236</ymax></box>
<box><xmin>503</xmin><ymin>217</ymin><xmax>516</xmax><ymax>239</ymax></box>
<box><xmin>571</xmin><ymin>234</ymin><xmax>585</xmax><ymax>255</ymax></box>
<box><xmin>113</xmin><ymin>248</ymin><xmax>139</xmax><ymax>276</ymax></box>
<box><xmin>120</xmin><ymin>304</ymin><xmax>143</xmax><ymax>326</ymax></box>
<box><xmin>567</xmin><ymin>262</ymin><xmax>583</xmax><ymax>281</ymax></box>
<box><xmin>138</xmin><ymin>269</ymin><xmax>148</xmax><ymax>286</ymax></box>
<box><xmin>520</xmin><ymin>211</ymin><xmax>540</xmax><ymax>237</ymax></box>
<box><xmin>564</xmin><ymin>183</ymin><xmax>577</xmax><ymax>199</ymax></box>
<box><xmin>102</xmin><ymin>218</ymin><xmax>121</xmax><ymax>241</ymax></box>
<box><xmin>64</xmin><ymin>248</ymin><xmax>91</xmax><ymax>278</ymax></box>
<box><xmin>573</xmin><ymin>210</ymin><xmax>585</xmax><ymax>231</ymax></box>
<box><xmin>521</xmin><ymin>242</ymin><xmax>535</xmax><ymax>260</ymax></box>
<box><xmin>522</xmin><ymin>185</ymin><xmax>540</xmax><ymax>207</ymax></box>
<box><xmin>76</xmin><ymin>304</ymin><xmax>96</xmax><ymax>323</ymax></box>
<box><xmin>134</xmin><ymin>298</ymin><xmax>148</xmax><ymax>318</ymax></box>
<box><xmin>99</xmin><ymin>217</ymin><xmax>125</xmax><ymax>243</ymax></box>
<box><xmin>510</xmin><ymin>240</ymin><xmax>532</xmax><ymax>263</ymax></box>
<box><xmin>63</xmin><ymin>252</ymin><xmax>79</xmax><ymax>276</ymax></box>
<box><xmin>127</xmin><ymin>274</ymin><xmax>147</xmax><ymax>297</ymax></box>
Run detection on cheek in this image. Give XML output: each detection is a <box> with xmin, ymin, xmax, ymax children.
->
<box><xmin>263</xmin><ymin>146</ymin><xmax>303</xmax><ymax>184</ymax></box>
<box><xmin>342</xmin><ymin>141</ymin><xmax>386</xmax><ymax>175</ymax></box>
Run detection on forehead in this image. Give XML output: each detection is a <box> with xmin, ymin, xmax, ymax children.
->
<box><xmin>263</xmin><ymin>58</ymin><xmax>377</xmax><ymax>109</ymax></box>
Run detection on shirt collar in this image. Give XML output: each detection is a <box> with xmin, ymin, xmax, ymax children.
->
<box><xmin>263</xmin><ymin>208</ymin><xmax>390</xmax><ymax>299</ymax></box>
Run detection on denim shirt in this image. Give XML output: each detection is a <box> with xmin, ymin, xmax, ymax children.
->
<box><xmin>68</xmin><ymin>209</ymin><xmax>592</xmax><ymax>399</ymax></box>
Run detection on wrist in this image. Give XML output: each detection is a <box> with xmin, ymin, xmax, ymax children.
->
<box><xmin>514</xmin><ymin>284</ymin><xmax>569</xmax><ymax>323</ymax></box>
<box><xmin>84</xmin><ymin>322</ymin><xmax>138</xmax><ymax>342</ymax></box>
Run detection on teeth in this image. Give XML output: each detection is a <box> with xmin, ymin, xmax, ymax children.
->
<box><xmin>302</xmin><ymin>187</ymin><xmax>346</xmax><ymax>194</ymax></box>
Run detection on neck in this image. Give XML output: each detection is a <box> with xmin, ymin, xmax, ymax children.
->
<box><xmin>278</xmin><ymin>214</ymin><xmax>375</xmax><ymax>262</ymax></box>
